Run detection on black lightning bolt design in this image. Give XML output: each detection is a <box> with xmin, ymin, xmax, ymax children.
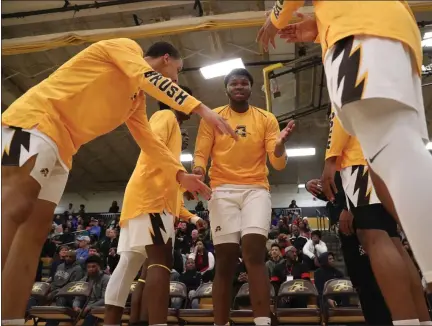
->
<box><xmin>149</xmin><ymin>213</ymin><xmax>167</xmax><ymax>245</ymax></box>
<box><xmin>2</xmin><ymin>127</ymin><xmax>31</xmax><ymax>166</ymax></box>
<box><xmin>332</xmin><ymin>36</ymin><xmax>365</xmax><ymax>106</ymax></box>
<box><xmin>352</xmin><ymin>165</ymin><xmax>371</xmax><ymax>207</ymax></box>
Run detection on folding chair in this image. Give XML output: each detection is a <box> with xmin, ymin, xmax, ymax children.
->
<box><xmin>178</xmin><ymin>282</ymin><xmax>214</xmax><ymax>324</ymax></box>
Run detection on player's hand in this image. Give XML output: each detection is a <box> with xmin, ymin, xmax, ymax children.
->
<box><xmin>276</xmin><ymin>120</ymin><xmax>296</xmax><ymax>145</ymax></box>
<box><xmin>193</xmin><ymin>104</ymin><xmax>238</xmax><ymax>140</ymax></box>
<box><xmin>192</xmin><ymin>166</ymin><xmax>206</xmax><ymax>182</ymax></box>
<box><xmin>278</xmin><ymin>12</ymin><xmax>318</xmax><ymax>43</ymax></box>
<box><xmin>256</xmin><ymin>14</ymin><xmax>278</xmax><ymax>51</ymax></box>
<box><xmin>177</xmin><ymin>171</ymin><xmax>212</xmax><ymax>200</ymax></box>
<box><xmin>306</xmin><ymin>179</ymin><xmax>322</xmax><ymax>197</ymax></box>
<box><xmin>184</xmin><ymin>191</ymin><xmax>196</xmax><ymax>201</ymax></box>
<box><xmin>195</xmin><ymin>217</ymin><xmax>204</xmax><ymax>228</ymax></box>
<box><xmin>339</xmin><ymin>209</ymin><xmax>354</xmax><ymax>236</ymax></box>
<box><xmin>321</xmin><ymin>159</ymin><xmax>338</xmax><ymax>202</ymax></box>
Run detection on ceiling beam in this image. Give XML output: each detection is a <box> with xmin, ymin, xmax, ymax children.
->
<box><xmin>2</xmin><ymin>1</ymin><xmax>195</xmax><ymax>26</ymax></box>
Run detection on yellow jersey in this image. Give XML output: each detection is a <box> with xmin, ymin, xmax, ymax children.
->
<box><xmin>2</xmin><ymin>38</ymin><xmax>201</xmax><ymax>185</ymax></box>
<box><xmin>325</xmin><ymin>108</ymin><xmax>367</xmax><ymax>169</ymax></box>
<box><xmin>270</xmin><ymin>0</ymin><xmax>422</xmax><ymax>75</ymax></box>
<box><xmin>194</xmin><ymin>105</ymin><xmax>287</xmax><ymax>189</ymax></box>
<box><xmin>120</xmin><ymin>110</ymin><xmax>195</xmax><ymax>224</ymax></box>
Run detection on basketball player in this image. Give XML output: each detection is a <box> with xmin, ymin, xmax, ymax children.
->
<box><xmin>193</xmin><ymin>68</ymin><xmax>295</xmax><ymax>326</ymax></box>
<box><xmin>1</xmin><ymin>38</ymin><xmax>236</xmax><ymax>325</ymax></box>
<box><xmin>104</xmin><ymin>86</ymin><xmax>202</xmax><ymax>326</ymax></box>
<box><xmin>258</xmin><ymin>0</ymin><xmax>432</xmax><ymax>315</ymax></box>
<box><xmin>323</xmin><ymin>108</ymin><xmax>431</xmax><ymax>324</ymax></box>
<box><xmin>305</xmin><ymin>177</ymin><xmax>392</xmax><ymax>325</ymax></box>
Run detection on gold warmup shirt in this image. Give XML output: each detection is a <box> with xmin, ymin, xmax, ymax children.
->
<box><xmin>2</xmin><ymin>38</ymin><xmax>202</xmax><ymax>190</ymax></box>
<box><xmin>120</xmin><ymin>110</ymin><xmax>194</xmax><ymax>224</ymax></box>
<box><xmin>325</xmin><ymin>107</ymin><xmax>367</xmax><ymax>169</ymax></box>
<box><xmin>270</xmin><ymin>0</ymin><xmax>422</xmax><ymax>75</ymax></box>
<box><xmin>194</xmin><ymin>105</ymin><xmax>287</xmax><ymax>189</ymax></box>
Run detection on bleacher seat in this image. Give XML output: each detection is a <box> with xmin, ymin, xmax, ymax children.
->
<box><xmin>29</xmin><ymin>281</ymin><xmax>90</xmax><ymax>323</ymax></box>
<box><xmin>30</xmin><ymin>282</ymin><xmax>51</xmax><ymax>305</ymax></box>
<box><xmin>178</xmin><ymin>282</ymin><xmax>214</xmax><ymax>324</ymax></box>
<box><xmin>167</xmin><ymin>281</ymin><xmax>188</xmax><ymax>324</ymax></box>
<box><xmin>90</xmin><ymin>281</ymin><xmax>137</xmax><ymax>321</ymax></box>
<box><xmin>230</xmin><ymin>283</ymin><xmax>276</xmax><ymax>324</ymax></box>
<box><xmin>276</xmin><ymin>279</ymin><xmax>321</xmax><ymax>324</ymax></box>
<box><xmin>322</xmin><ymin>278</ymin><xmax>365</xmax><ymax>324</ymax></box>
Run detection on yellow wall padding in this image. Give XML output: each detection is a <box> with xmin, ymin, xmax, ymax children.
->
<box><xmin>2</xmin><ymin>2</ymin><xmax>432</xmax><ymax>56</ymax></box>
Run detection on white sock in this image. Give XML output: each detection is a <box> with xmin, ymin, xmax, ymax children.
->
<box><xmin>2</xmin><ymin>319</ymin><xmax>26</xmax><ymax>325</ymax></box>
<box><xmin>420</xmin><ymin>322</ymin><xmax>432</xmax><ymax>325</ymax></box>
<box><xmin>254</xmin><ymin>317</ymin><xmax>271</xmax><ymax>325</ymax></box>
<box><xmin>393</xmin><ymin>319</ymin><xmax>420</xmax><ymax>325</ymax></box>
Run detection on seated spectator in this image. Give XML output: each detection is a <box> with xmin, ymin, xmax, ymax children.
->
<box><xmin>88</xmin><ymin>245</ymin><xmax>100</xmax><ymax>257</ymax></box>
<box><xmin>76</xmin><ymin>224</ymin><xmax>89</xmax><ymax>236</ymax></box>
<box><xmin>109</xmin><ymin>200</ymin><xmax>120</xmax><ymax>213</ymax></box>
<box><xmin>28</xmin><ymin>250</ymin><xmax>84</xmax><ymax>312</ymax></box>
<box><xmin>76</xmin><ymin>236</ymin><xmax>91</xmax><ymax>264</ymax></box>
<box><xmin>70</xmin><ymin>255</ymin><xmax>110</xmax><ymax>326</ymax></box>
<box><xmin>197</xmin><ymin>220</ymin><xmax>211</xmax><ymax>248</ymax></box>
<box><xmin>88</xmin><ymin>218</ymin><xmax>101</xmax><ymax>239</ymax></box>
<box><xmin>188</xmin><ymin>229</ymin><xmax>200</xmax><ymax>254</ymax></box>
<box><xmin>302</xmin><ymin>230</ymin><xmax>328</xmax><ymax>270</ymax></box>
<box><xmin>266</xmin><ymin>244</ymin><xmax>286</xmax><ymax>277</ymax></box>
<box><xmin>289</xmin><ymin>225</ymin><xmax>308</xmax><ymax>262</ymax></box>
<box><xmin>106</xmin><ymin>247</ymin><xmax>120</xmax><ymax>274</ymax></box>
<box><xmin>98</xmin><ymin>228</ymin><xmax>119</xmax><ymax>260</ymax></box>
<box><xmin>175</xmin><ymin>222</ymin><xmax>191</xmax><ymax>254</ymax></box>
<box><xmin>49</xmin><ymin>245</ymin><xmax>70</xmax><ymax>280</ymax></box>
<box><xmin>271</xmin><ymin>246</ymin><xmax>310</xmax><ymax>308</ymax></box>
<box><xmin>98</xmin><ymin>219</ymin><xmax>107</xmax><ymax>240</ymax></box>
<box><xmin>53</xmin><ymin>215</ymin><xmax>64</xmax><ymax>226</ymax></box>
<box><xmin>58</xmin><ymin>226</ymin><xmax>75</xmax><ymax>245</ymax></box>
<box><xmin>277</xmin><ymin>218</ymin><xmax>290</xmax><ymax>235</ymax></box>
<box><xmin>42</xmin><ymin>236</ymin><xmax>57</xmax><ymax>258</ymax></box>
<box><xmin>271</xmin><ymin>246</ymin><xmax>310</xmax><ymax>290</ymax></box>
<box><xmin>233</xmin><ymin>256</ymin><xmax>249</xmax><ymax>303</ymax></box>
<box><xmin>298</xmin><ymin>220</ymin><xmax>311</xmax><ymax>238</ymax></box>
<box><xmin>189</xmin><ymin>240</ymin><xmax>215</xmax><ymax>283</ymax></box>
<box><xmin>276</xmin><ymin>234</ymin><xmax>292</xmax><ymax>255</ymax></box>
<box><xmin>314</xmin><ymin>252</ymin><xmax>344</xmax><ymax>307</ymax></box>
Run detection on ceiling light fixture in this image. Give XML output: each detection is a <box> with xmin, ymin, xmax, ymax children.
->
<box><xmin>200</xmin><ymin>58</ymin><xmax>245</xmax><ymax>79</ymax></box>
<box><xmin>180</xmin><ymin>153</ymin><xmax>193</xmax><ymax>162</ymax></box>
<box><xmin>298</xmin><ymin>184</ymin><xmax>306</xmax><ymax>189</ymax></box>
<box><xmin>426</xmin><ymin>142</ymin><xmax>432</xmax><ymax>150</ymax></box>
<box><xmin>286</xmin><ymin>147</ymin><xmax>316</xmax><ymax>157</ymax></box>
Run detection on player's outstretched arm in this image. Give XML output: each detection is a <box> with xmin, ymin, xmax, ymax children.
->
<box><xmin>192</xmin><ymin>119</ymin><xmax>214</xmax><ymax>181</ymax></box>
<box><xmin>126</xmin><ymin>93</ymin><xmax>211</xmax><ymax>199</ymax></box>
<box><xmin>265</xmin><ymin>116</ymin><xmax>294</xmax><ymax>170</ymax></box>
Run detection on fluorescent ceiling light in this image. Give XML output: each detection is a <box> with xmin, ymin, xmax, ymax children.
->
<box><xmin>286</xmin><ymin>147</ymin><xmax>316</xmax><ymax>157</ymax></box>
<box><xmin>180</xmin><ymin>153</ymin><xmax>193</xmax><ymax>162</ymax></box>
<box><xmin>298</xmin><ymin>184</ymin><xmax>306</xmax><ymax>189</ymax></box>
<box><xmin>427</xmin><ymin>142</ymin><xmax>432</xmax><ymax>150</ymax></box>
<box><xmin>422</xmin><ymin>31</ymin><xmax>432</xmax><ymax>47</ymax></box>
<box><xmin>200</xmin><ymin>58</ymin><xmax>245</xmax><ymax>79</ymax></box>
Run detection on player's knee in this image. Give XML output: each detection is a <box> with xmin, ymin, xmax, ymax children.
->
<box><xmin>146</xmin><ymin>244</ymin><xmax>172</xmax><ymax>267</ymax></box>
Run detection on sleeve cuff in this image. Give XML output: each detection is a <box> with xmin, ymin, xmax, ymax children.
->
<box><xmin>270</xmin><ymin>11</ymin><xmax>284</xmax><ymax>30</ymax></box>
<box><xmin>190</xmin><ymin>216</ymin><xmax>201</xmax><ymax>225</ymax></box>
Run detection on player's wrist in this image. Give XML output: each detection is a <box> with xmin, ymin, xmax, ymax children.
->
<box><xmin>176</xmin><ymin>170</ymin><xmax>186</xmax><ymax>183</ymax></box>
<box><xmin>190</xmin><ymin>216</ymin><xmax>201</xmax><ymax>225</ymax></box>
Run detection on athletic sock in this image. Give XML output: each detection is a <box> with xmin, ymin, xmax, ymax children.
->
<box><xmin>393</xmin><ymin>319</ymin><xmax>420</xmax><ymax>325</ymax></box>
<box><xmin>2</xmin><ymin>319</ymin><xmax>26</xmax><ymax>325</ymax></box>
<box><xmin>420</xmin><ymin>322</ymin><xmax>432</xmax><ymax>325</ymax></box>
<box><xmin>254</xmin><ymin>317</ymin><xmax>271</xmax><ymax>325</ymax></box>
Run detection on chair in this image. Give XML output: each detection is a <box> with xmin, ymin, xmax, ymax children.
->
<box><xmin>178</xmin><ymin>282</ymin><xmax>214</xmax><ymax>324</ymax></box>
<box><xmin>167</xmin><ymin>281</ymin><xmax>188</xmax><ymax>324</ymax></box>
<box><xmin>230</xmin><ymin>283</ymin><xmax>276</xmax><ymax>325</ymax></box>
<box><xmin>29</xmin><ymin>281</ymin><xmax>91</xmax><ymax>323</ymax></box>
<box><xmin>275</xmin><ymin>279</ymin><xmax>321</xmax><ymax>324</ymax></box>
<box><xmin>30</xmin><ymin>282</ymin><xmax>51</xmax><ymax>305</ymax></box>
<box><xmin>322</xmin><ymin>278</ymin><xmax>365</xmax><ymax>325</ymax></box>
<box><xmin>90</xmin><ymin>281</ymin><xmax>137</xmax><ymax>321</ymax></box>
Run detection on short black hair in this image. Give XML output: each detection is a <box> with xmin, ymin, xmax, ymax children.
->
<box><xmin>159</xmin><ymin>85</ymin><xmax>192</xmax><ymax>110</ymax></box>
<box><xmin>271</xmin><ymin>243</ymin><xmax>281</xmax><ymax>250</ymax></box>
<box><xmin>85</xmin><ymin>255</ymin><xmax>102</xmax><ymax>267</ymax></box>
<box><xmin>224</xmin><ymin>68</ymin><xmax>254</xmax><ymax>88</ymax></box>
<box><xmin>311</xmin><ymin>230</ymin><xmax>322</xmax><ymax>238</ymax></box>
<box><xmin>145</xmin><ymin>42</ymin><xmax>181</xmax><ymax>59</ymax></box>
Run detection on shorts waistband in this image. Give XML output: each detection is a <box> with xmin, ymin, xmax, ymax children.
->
<box><xmin>214</xmin><ymin>184</ymin><xmax>267</xmax><ymax>191</ymax></box>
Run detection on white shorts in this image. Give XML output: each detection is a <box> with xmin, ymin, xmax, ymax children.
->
<box><xmin>117</xmin><ymin>211</ymin><xmax>175</xmax><ymax>256</ymax></box>
<box><xmin>340</xmin><ymin>165</ymin><xmax>380</xmax><ymax>210</ymax></box>
<box><xmin>208</xmin><ymin>185</ymin><xmax>272</xmax><ymax>245</ymax></box>
<box><xmin>324</xmin><ymin>35</ymin><xmax>428</xmax><ymax>158</ymax></box>
<box><xmin>1</xmin><ymin>126</ymin><xmax>69</xmax><ymax>204</ymax></box>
